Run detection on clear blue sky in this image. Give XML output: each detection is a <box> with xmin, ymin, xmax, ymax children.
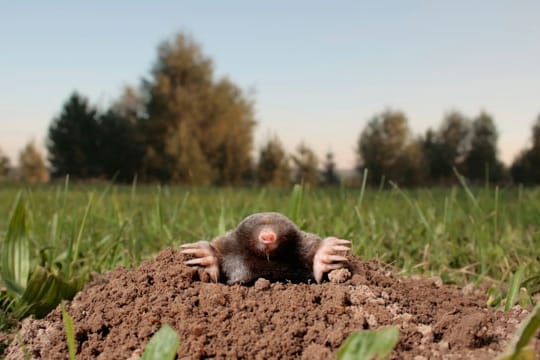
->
<box><xmin>1</xmin><ymin>1</ymin><xmax>539</xmax><ymax>168</ymax></box>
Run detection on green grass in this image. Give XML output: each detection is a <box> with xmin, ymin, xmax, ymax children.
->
<box><xmin>0</xmin><ymin>182</ymin><xmax>539</xmax><ymax>330</ymax></box>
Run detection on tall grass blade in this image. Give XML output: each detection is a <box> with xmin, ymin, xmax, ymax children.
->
<box><xmin>61</xmin><ymin>302</ymin><xmax>76</xmax><ymax>360</ymax></box>
<box><xmin>288</xmin><ymin>184</ymin><xmax>303</xmax><ymax>224</ymax></box>
<box><xmin>454</xmin><ymin>168</ymin><xmax>480</xmax><ymax>209</ymax></box>
<box><xmin>1</xmin><ymin>193</ymin><xmax>31</xmax><ymax>296</ymax></box>
<box><xmin>336</xmin><ymin>326</ymin><xmax>399</xmax><ymax>360</ymax></box>
<box><xmin>69</xmin><ymin>194</ymin><xmax>94</xmax><ymax>277</ymax></box>
<box><xmin>141</xmin><ymin>324</ymin><xmax>179</xmax><ymax>360</ymax></box>
<box><xmin>505</xmin><ymin>266</ymin><xmax>525</xmax><ymax>311</ymax></box>
<box><xmin>357</xmin><ymin>168</ymin><xmax>368</xmax><ymax>208</ymax></box>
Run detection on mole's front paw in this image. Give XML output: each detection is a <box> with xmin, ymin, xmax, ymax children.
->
<box><xmin>180</xmin><ymin>241</ymin><xmax>219</xmax><ymax>282</ymax></box>
<box><xmin>313</xmin><ymin>237</ymin><xmax>351</xmax><ymax>284</ymax></box>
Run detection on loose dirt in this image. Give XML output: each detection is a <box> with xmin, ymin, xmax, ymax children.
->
<box><xmin>2</xmin><ymin>248</ymin><xmax>538</xmax><ymax>359</ymax></box>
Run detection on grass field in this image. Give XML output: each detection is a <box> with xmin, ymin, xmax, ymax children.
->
<box><xmin>1</xmin><ymin>181</ymin><xmax>539</xmax><ymax>331</ymax></box>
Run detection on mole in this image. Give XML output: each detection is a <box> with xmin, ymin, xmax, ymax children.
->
<box><xmin>181</xmin><ymin>212</ymin><xmax>351</xmax><ymax>284</ymax></box>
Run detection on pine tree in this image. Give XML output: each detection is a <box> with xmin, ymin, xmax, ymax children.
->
<box><xmin>511</xmin><ymin>114</ymin><xmax>540</xmax><ymax>184</ymax></box>
<box><xmin>47</xmin><ymin>93</ymin><xmax>100</xmax><ymax>178</ymax></box>
<box><xmin>96</xmin><ymin>109</ymin><xmax>143</xmax><ymax>182</ymax></box>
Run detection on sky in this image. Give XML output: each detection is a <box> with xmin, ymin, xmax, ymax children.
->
<box><xmin>1</xmin><ymin>1</ymin><xmax>539</xmax><ymax>168</ymax></box>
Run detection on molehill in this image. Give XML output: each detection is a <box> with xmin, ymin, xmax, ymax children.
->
<box><xmin>3</xmin><ymin>248</ymin><xmax>536</xmax><ymax>359</ymax></box>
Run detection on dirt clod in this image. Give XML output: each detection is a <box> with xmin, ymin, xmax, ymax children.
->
<box><xmin>328</xmin><ymin>268</ymin><xmax>351</xmax><ymax>284</ymax></box>
<box><xmin>3</xmin><ymin>248</ymin><xmax>537</xmax><ymax>359</ymax></box>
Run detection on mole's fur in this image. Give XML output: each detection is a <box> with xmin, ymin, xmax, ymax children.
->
<box><xmin>181</xmin><ymin>212</ymin><xmax>351</xmax><ymax>284</ymax></box>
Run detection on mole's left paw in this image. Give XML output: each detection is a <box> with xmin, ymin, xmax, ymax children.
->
<box><xmin>313</xmin><ymin>237</ymin><xmax>351</xmax><ymax>284</ymax></box>
<box><xmin>180</xmin><ymin>241</ymin><xmax>220</xmax><ymax>282</ymax></box>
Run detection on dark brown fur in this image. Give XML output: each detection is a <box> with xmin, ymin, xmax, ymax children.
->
<box><xmin>211</xmin><ymin>212</ymin><xmax>322</xmax><ymax>284</ymax></box>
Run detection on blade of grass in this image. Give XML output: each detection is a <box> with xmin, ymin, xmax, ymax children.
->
<box><xmin>505</xmin><ymin>266</ymin><xmax>525</xmax><ymax>311</ymax></box>
<box><xmin>68</xmin><ymin>193</ymin><xmax>94</xmax><ymax>278</ymax></box>
<box><xmin>61</xmin><ymin>302</ymin><xmax>76</xmax><ymax>360</ymax></box>
<box><xmin>288</xmin><ymin>184</ymin><xmax>304</xmax><ymax>225</ymax></box>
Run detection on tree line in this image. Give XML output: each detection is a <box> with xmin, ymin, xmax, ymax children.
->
<box><xmin>1</xmin><ymin>32</ymin><xmax>540</xmax><ymax>187</ymax></box>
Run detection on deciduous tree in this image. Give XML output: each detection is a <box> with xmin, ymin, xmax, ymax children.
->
<box><xmin>462</xmin><ymin>112</ymin><xmax>505</xmax><ymax>183</ymax></box>
<box><xmin>292</xmin><ymin>143</ymin><xmax>319</xmax><ymax>186</ymax></box>
<box><xmin>139</xmin><ymin>33</ymin><xmax>255</xmax><ymax>185</ymax></box>
<box><xmin>19</xmin><ymin>140</ymin><xmax>49</xmax><ymax>183</ymax></box>
<box><xmin>322</xmin><ymin>151</ymin><xmax>340</xmax><ymax>186</ymax></box>
<box><xmin>0</xmin><ymin>148</ymin><xmax>9</xmax><ymax>178</ymax></box>
<box><xmin>357</xmin><ymin>110</ymin><xmax>425</xmax><ymax>187</ymax></box>
<box><xmin>257</xmin><ymin>136</ymin><xmax>291</xmax><ymax>186</ymax></box>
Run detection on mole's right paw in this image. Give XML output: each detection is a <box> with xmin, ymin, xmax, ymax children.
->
<box><xmin>181</xmin><ymin>241</ymin><xmax>219</xmax><ymax>282</ymax></box>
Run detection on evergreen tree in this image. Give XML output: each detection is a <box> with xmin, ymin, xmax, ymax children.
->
<box><xmin>19</xmin><ymin>140</ymin><xmax>49</xmax><ymax>183</ymax></box>
<box><xmin>322</xmin><ymin>151</ymin><xmax>340</xmax><ymax>186</ymax></box>
<box><xmin>292</xmin><ymin>143</ymin><xmax>319</xmax><ymax>186</ymax></box>
<box><xmin>511</xmin><ymin>114</ymin><xmax>540</xmax><ymax>184</ymax></box>
<box><xmin>47</xmin><ymin>92</ymin><xmax>101</xmax><ymax>178</ymax></box>
<box><xmin>257</xmin><ymin>136</ymin><xmax>291</xmax><ymax>186</ymax></box>
<box><xmin>96</xmin><ymin>109</ymin><xmax>143</xmax><ymax>182</ymax></box>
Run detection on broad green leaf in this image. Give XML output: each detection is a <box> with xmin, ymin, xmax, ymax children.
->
<box><xmin>16</xmin><ymin>266</ymin><xmax>82</xmax><ymax>318</ymax></box>
<box><xmin>336</xmin><ymin>327</ymin><xmax>399</xmax><ymax>360</ymax></box>
<box><xmin>1</xmin><ymin>193</ymin><xmax>31</xmax><ymax>296</ymax></box>
<box><xmin>498</xmin><ymin>301</ymin><xmax>540</xmax><ymax>360</ymax></box>
<box><xmin>61</xmin><ymin>302</ymin><xmax>76</xmax><ymax>360</ymax></box>
<box><xmin>141</xmin><ymin>325</ymin><xmax>179</xmax><ymax>360</ymax></box>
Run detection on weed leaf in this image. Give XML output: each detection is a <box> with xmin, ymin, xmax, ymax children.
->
<box><xmin>1</xmin><ymin>193</ymin><xmax>31</xmax><ymax>296</ymax></box>
<box><xmin>141</xmin><ymin>324</ymin><xmax>179</xmax><ymax>360</ymax></box>
<box><xmin>336</xmin><ymin>326</ymin><xmax>399</xmax><ymax>360</ymax></box>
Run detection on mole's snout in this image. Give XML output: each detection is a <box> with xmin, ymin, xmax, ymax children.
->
<box><xmin>259</xmin><ymin>230</ymin><xmax>277</xmax><ymax>244</ymax></box>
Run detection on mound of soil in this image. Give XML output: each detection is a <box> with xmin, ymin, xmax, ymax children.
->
<box><xmin>3</xmin><ymin>248</ymin><xmax>536</xmax><ymax>359</ymax></box>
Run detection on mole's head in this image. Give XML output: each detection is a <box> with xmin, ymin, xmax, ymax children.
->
<box><xmin>235</xmin><ymin>212</ymin><xmax>300</xmax><ymax>257</ymax></box>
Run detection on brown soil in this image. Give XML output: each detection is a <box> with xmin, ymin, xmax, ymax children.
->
<box><xmin>2</xmin><ymin>248</ymin><xmax>537</xmax><ymax>359</ymax></box>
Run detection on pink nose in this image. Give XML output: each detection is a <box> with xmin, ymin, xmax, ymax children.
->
<box><xmin>259</xmin><ymin>231</ymin><xmax>277</xmax><ymax>244</ymax></box>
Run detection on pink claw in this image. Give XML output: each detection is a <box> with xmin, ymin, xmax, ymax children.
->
<box><xmin>313</xmin><ymin>237</ymin><xmax>351</xmax><ymax>283</ymax></box>
<box><xmin>181</xmin><ymin>241</ymin><xmax>219</xmax><ymax>282</ymax></box>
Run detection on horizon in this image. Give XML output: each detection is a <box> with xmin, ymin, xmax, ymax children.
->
<box><xmin>1</xmin><ymin>1</ymin><xmax>540</xmax><ymax>168</ymax></box>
